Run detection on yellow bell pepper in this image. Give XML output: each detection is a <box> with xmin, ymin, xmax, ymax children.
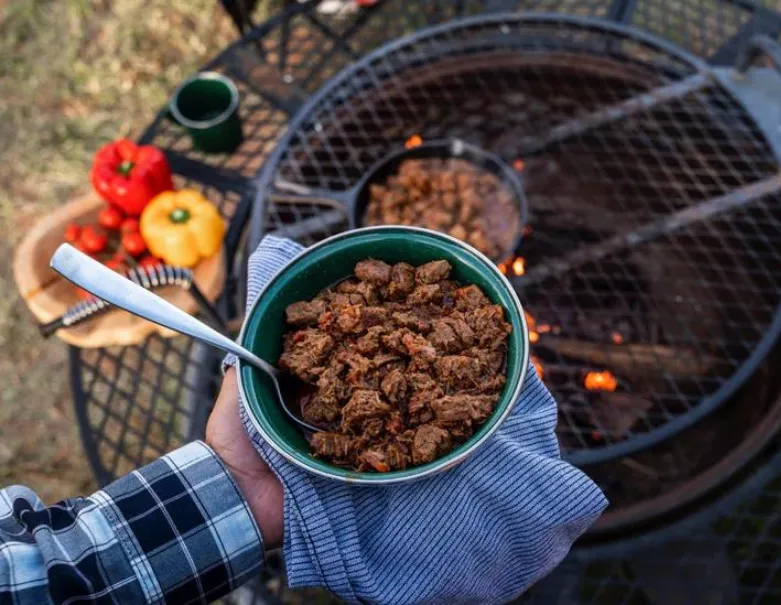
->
<box><xmin>140</xmin><ymin>190</ymin><xmax>225</xmax><ymax>267</ymax></box>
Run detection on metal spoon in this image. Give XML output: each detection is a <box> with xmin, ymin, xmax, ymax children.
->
<box><xmin>50</xmin><ymin>243</ymin><xmax>322</xmax><ymax>433</ymax></box>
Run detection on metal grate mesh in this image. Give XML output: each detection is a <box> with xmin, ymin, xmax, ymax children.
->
<box><xmin>257</xmin><ymin>15</ymin><xmax>781</xmax><ymax>462</ymax></box>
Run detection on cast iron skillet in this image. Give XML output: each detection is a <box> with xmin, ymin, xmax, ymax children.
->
<box><xmin>270</xmin><ymin>139</ymin><xmax>529</xmax><ymax>261</ymax></box>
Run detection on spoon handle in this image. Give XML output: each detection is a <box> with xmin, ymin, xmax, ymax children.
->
<box><xmin>50</xmin><ymin>243</ymin><xmax>275</xmax><ymax>375</ymax></box>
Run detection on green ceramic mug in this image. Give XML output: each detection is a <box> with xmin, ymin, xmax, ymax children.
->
<box><xmin>237</xmin><ymin>226</ymin><xmax>530</xmax><ymax>485</ymax></box>
<box><xmin>169</xmin><ymin>72</ymin><xmax>243</xmax><ymax>153</ymax></box>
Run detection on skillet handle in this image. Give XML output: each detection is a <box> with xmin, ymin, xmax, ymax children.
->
<box><xmin>270</xmin><ymin>179</ymin><xmax>353</xmax><ymax>209</ymax></box>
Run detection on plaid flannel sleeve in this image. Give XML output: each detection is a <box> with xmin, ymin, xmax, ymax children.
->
<box><xmin>0</xmin><ymin>441</ymin><xmax>263</xmax><ymax>605</ymax></box>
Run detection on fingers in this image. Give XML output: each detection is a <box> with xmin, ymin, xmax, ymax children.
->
<box><xmin>206</xmin><ymin>368</ymin><xmax>239</xmax><ymax>444</ymax></box>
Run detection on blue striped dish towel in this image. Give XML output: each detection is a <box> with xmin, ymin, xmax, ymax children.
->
<box><xmin>229</xmin><ymin>235</ymin><xmax>607</xmax><ymax>604</ymax></box>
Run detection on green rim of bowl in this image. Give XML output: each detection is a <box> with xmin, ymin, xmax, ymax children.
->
<box><xmin>237</xmin><ymin>226</ymin><xmax>529</xmax><ymax>484</ymax></box>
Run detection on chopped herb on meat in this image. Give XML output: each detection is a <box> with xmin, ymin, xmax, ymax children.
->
<box><xmin>280</xmin><ymin>259</ymin><xmax>511</xmax><ymax>471</ymax></box>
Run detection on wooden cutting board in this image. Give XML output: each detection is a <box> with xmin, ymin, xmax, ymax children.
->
<box><xmin>13</xmin><ymin>193</ymin><xmax>226</xmax><ymax>348</ymax></box>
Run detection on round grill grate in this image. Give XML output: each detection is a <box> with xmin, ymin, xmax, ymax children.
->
<box><xmin>256</xmin><ymin>14</ymin><xmax>781</xmax><ymax>463</ymax></box>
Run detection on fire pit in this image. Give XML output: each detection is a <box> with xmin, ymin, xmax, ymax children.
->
<box><xmin>253</xmin><ymin>14</ymin><xmax>781</xmax><ymax>531</ymax></box>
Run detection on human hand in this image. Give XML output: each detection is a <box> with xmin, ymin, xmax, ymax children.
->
<box><xmin>206</xmin><ymin>367</ymin><xmax>284</xmax><ymax>548</ymax></box>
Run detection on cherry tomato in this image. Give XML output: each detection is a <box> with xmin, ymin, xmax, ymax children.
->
<box><xmin>64</xmin><ymin>223</ymin><xmax>81</xmax><ymax>243</ymax></box>
<box><xmin>138</xmin><ymin>255</ymin><xmax>162</xmax><ymax>271</ymax></box>
<box><xmin>98</xmin><ymin>206</ymin><xmax>124</xmax><ymax>230</ymax></box>
<box><xmin>72</xmin><ymin>240</ymin><xmax>90</xmax><ymax>255</ymax></box>
<box><xmin>121</xmin><ymin>231</ymin><xmax>147</xmax><ymax>257</ymax></box>
<box><xmin>120</xmin><ymin>218</ymin><xmax>139</xmax><ymax>233</ymax></box>
<box><xmin>75</xmin><ymin>287</ymin><xmax>93</xmax><ymax>301</ymax></box>
<box><xmin>80</xmin><ymin>225</ymin><xmax>108</xmax><ymax>254</ymax></box>
<box><xmin>103</xmin><ymin>258</ymin><xmax>126</xmax><ymax>273</ymax></box>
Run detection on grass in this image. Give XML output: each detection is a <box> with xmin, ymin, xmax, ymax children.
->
<box><xmin>0</xmin><ymin>0</ymin><xmax>252</xmax><ymax>502</ymax></box>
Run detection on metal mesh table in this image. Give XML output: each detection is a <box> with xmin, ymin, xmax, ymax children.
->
<box><xmin>70</xmin><ymin>1</ymin><xmax>781</xmax><ymax>603</ymax></box>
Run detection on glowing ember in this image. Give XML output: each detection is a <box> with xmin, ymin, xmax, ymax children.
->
<box><xmin>512</xmin><ymin>257</ymin><xmax>526</xmax><ymax>276</ymax></box>
<box><xmin>498</xmin><ymin>262</ymin><xmax>508</xmax><ymax>275</ymax></box>
<box><xmin>525</xmin><ymin>310</ymin><xmax>539</xmax><ymax>343</ymax></box>
<box><xmin>584</xmin><ymin>371</ymin><xmax>618</xmax><ymax>392</ymax></box>
<box><xmin>531</xmin><ymin>355</ymin><xmax>544</xmax><ymax>380</ymax></box>
<box><xmin>538</xmin><ymin>324</ymin><xmax>551</xmax><ymax>334</ymax></box>
<box><xmin>611</xmin><ymin>332</ymin><xmax>624</xmax><ymax>344</ymax></box>
<box><xmin>405</xmin><ymin>134</ymin><xmax>423</xmax><ymax>149</ymax></box>
<box><xmin>513</xmin><ymin>159</ymin><xmax>526</xmax><ymax>172</ymax></box>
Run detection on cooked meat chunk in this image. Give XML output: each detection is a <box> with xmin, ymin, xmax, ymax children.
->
<box><xmin>373</xmin><ymin>352</ymin><xmax>403</xmax><ymax>370</ymax></box>
<box><xmin>316</xmin><ymin>363</ymin><xmax>348</xmax><ymax>404</ymax></box>
<box><xmin>436</xmin><ymin>355</ymin><xmax>482</xmax><ymax>390</ymax></box>
<box><xmin>436</xmin><ymin>421</ymin><xmax>474</xmax><ymax>443</ymax></box>
<box><xmin>471</xmin><ymin>305</ymin><xmax>512</xmax><ymax>348</ymax></box>
<box><xmin>412</xmin><ymin>424</ymin><xmax>452</xmax><ymax>465</ymax></box>
<box><xmin>337</xmin><ymin>279</ymin><xmax>379</xmax><ymax>304</ymax></box>
<box><xmin>355</xmin><ymin>259</ymin><xmax>392</xmax><ymax>284</ymax></box>
<box><xmin>402</xmin><ymin>372</ymin><xmax>431</xmax><ymax>392</ymax></box>
<box><xmin>429</xmin><ymin>316</ymin><xmax>475</xmax><ymax>353</ymax></box>
<box><xmin>408</xmin><ymin>391</ymin><xmax>437</xmax><ymax>426</ymax></box>
<box><xmin>342</xmin><ymin>390</ymin><xmax>391</xmax><ymax>429</ymax></box>
<box><xmin>335</xmin><ymin>279</ymin><xmax>360</xmax><ymax>294</ymax></box>
<box><xmin>415</xmin><ymin>260</ymin><xmax>451</xmax><ymax>284</ymax></box>
<box><xmin>387</xmin><ymin>262</ymin><xmax>416</xmax><ymax>299</ymax></box>
<box><xmin>386</xmin><ymin>442</ymin><xmax>410</xmax><ymax>470</ymax></box>
<box><xmin>402</xmin><ymin>332</ymin><xmax>436</xmax><ymax>361</ymax></box>
<box><xmin>392</xmin><ymin>311</ymin><xmax>431</xmax><ymax>333</ymax></box>
<box><xmin>362</xmin><ymin>306</ymin><xmax>389</xmax><ymax>327</ymax></box>
<box><xmin>356</xmin><ymin>325</ymin><xmax>386</xmax><ymax>356</ymax></box>
<box><xmin>355</xmin><ymin>281</ymin><xmax>379</xmax><ymax>304</ymax></box>
<box><xmin>285</xmin><ymin>300</ymin><xmax>326</xmax><ymax>326</ymax></box>
<box><xmin>324</xmin><ymin>291</ymin><xmax>365</xmax><ymax>307</ymax></box>
<box><xmin>358</xmin><ymin>447</ymin><xmax>391</xmax><ymax>472</ymax></box>
<box><xmin>279</xmin><ymin>329</ymin><xmax>334</xmax><ymax>382</ymax></box>
<box><xmin>382</xmin><ymin>329</ymin><xmax>408</xmax><ymax>355</ymax></box>
<box><xmin>303</xmin><ymin>394</ymin><xmax>341</xmax><ymax>426</ymax></box>
<box><xmin>281</xmin><ymin>259</ymin><xmax>509</xmax><ymax>471</ymax></box>
<box><xmin>311</xmin><ymin>433</ymin><xmax>352</xmax><ymax>459</ymax></box>
<box><xmin>473</xmin><ymin>374</ymin><xmax>506</xmax><ymax>393</ymax></box>
<box><xmin>362</xmin><ymin>418</ymin><xmax>385</xmax><ymax>439</ymax></box>
<box><xmin>407</xmin><ymin>284</ymin><xmax>442</xmax><ymax>305</ymax></box>
<box><xmin>341</xmin><ymin>352</ymin><xmax>377</xmax><ymax>390</ymax></box>
<box><xmin>381</xmin><ymin>368</ymin><xmax>407</xmax><ymax>404</ymax></box>
<box><xmin>386</xmin><ymin>412</ymin><xmax>404</xmax><ymax>434</ymax></box>
<box><xmin>432</xmin><ymin>394</ymin><xmax>496</xmax><ymax>424</ymax></box>
<box><xmin>336</xmin><ymin>304</ymin><xmax>365</xmax><ymax>334</ymax></box>
<box><xmin>476</xmin><ymin>347</ymin><xmax>506</xmax><ymax>374</ymax></box>
<box><xmin>455</xmin><ymin>284</ymin><xmax>490</xmax><ymax>310</ymax></box>
<box><xmin>448</xmin><ymin>314</ymin><xmax>475</xmax><ymax>345</ymax></box>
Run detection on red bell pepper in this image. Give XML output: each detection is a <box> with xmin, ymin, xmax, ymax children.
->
<box><xmin>90</xmin><ymin>139</ymin><xmax>173</xmax><ymax>216</ymax></box>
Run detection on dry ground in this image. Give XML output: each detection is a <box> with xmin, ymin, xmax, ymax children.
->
<box><xmin>0</xmin><ymin>0</ymin><xmax>272</xmax><ymax>502</ymax></box>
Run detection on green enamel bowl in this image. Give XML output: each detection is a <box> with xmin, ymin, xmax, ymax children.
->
<box><xmin>237</xmin><ymin>226</ymin><xmax>529</xmax><ymax>484</ymax></box>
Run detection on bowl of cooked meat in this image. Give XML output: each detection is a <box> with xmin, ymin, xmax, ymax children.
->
<box><xmin>237</xmin><ymin>226</ymin><xmax>529</xmax><ymax>484</ymax></box>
